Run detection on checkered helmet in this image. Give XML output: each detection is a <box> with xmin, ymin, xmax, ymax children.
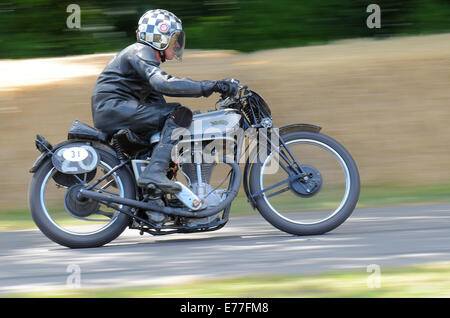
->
<box><xmin>136</xmin><ymin>9</ymin><xmax>185</xmax><ymax>60</ymax></box>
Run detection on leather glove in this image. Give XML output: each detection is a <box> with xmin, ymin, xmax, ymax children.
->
<box><xmin>201</xmin><ymin>79</ymin><xmax>239</xmax><ymax>98</ymax></box>
<box><xmin>213</xmin><ymin>79</ymin><xmax>239</xmax><ymax>98</ymax></box>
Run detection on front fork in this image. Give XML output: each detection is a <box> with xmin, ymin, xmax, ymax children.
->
<box><xmin>243</xmin><ymin>124</ymin><xmax>322</xmax><ymax>208</ymax></box>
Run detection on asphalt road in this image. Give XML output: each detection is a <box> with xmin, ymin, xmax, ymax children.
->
<box><xmin>1</xmin><ymin>204</ymin><xmax>450</xmax><ymax>295</ymax></box>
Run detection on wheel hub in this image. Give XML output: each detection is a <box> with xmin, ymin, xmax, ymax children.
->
<box><xmin>289</xmin><ymin>165</ymin><xmax>322</xmax><ymax>198</ymax></box>
<box><xmin>64</xmin><ymin>184</ymin><xmax>99</xmax><ymax>218</ymax></box>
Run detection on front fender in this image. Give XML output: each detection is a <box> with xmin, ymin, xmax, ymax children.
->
<box><xmin>279</xmin><ymin>123</ymin><xmax>321</xmax><ymax>134</ymax></box>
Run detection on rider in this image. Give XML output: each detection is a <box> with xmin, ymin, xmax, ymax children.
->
<box><xmin>91</xmin><ymin>9</ymin><xmax>238</xmax><ymax>194</ymax></box>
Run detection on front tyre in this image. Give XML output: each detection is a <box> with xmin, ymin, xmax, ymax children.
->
<box><xmin>28</xmin><ymin>147</ymin><xmax>136</xmax><ymax>248</ymax></box>
<box><xmin>249</xmin><ymin>130</ymin><xmax>360</xmax><ymax>236</ymax></box>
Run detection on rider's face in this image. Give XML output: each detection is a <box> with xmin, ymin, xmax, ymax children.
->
<box><xmin>164</xmin><ymin>32</ymin><xmax>184</xmax><ymax>61</ymax></box>
<box><xmin>164</xmin><ymin>48</ymin><xmax>175</xmax><ymax>60</ymax></box>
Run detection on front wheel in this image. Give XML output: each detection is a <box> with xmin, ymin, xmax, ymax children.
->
<box><xmin>28</xmin><ymin>147</ymin><xmax>136</xmax><ymax>248</ymax></box>
<box><xmin>249</xmin><ymin>130</ymin><xmax>360</xmax><ymax>235</ymax></box>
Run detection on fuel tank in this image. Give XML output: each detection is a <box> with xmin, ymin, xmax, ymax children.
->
<box><xmin>172</xmin><ymin>108</ymin><xmax>243</xmax><ymax>164</ymax></box>
<box><xmin>150</xmin><ymin>108</ymin><xmax>242</xmax><ymax>144</ymax></box>
<box><xmin>188</xmin><ymin>108</ymin><xmax>242</xmax><ymax>140</ymax></box>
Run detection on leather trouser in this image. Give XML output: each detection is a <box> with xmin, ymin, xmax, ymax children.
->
<box><xmin>91</xmin><ymin>93</ymin><xmax>180</xmax><ymax>139</ymax></box>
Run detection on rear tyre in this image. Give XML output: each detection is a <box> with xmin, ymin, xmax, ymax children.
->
<box><xmin>28</xmin><ymin>147</ymin><xmax>136</xmax><ymax>248</ymax></box>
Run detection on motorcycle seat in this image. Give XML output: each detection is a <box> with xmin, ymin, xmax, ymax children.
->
<box><xmin>67</xmin><ymin>120</ymin><xmax>109</xmax><ymax>143</ymax></box>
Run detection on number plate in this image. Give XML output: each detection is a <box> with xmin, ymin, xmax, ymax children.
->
<box><xmin>52</xmin><ymin>143</ymin><xmax>99</xmax><ymax>174</ymax></box>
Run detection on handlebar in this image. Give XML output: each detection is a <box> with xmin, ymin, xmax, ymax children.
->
<box><xmin>217</xmin><ymin>78</ymin><xmax>249</xmax><ymax>109</ymax></box>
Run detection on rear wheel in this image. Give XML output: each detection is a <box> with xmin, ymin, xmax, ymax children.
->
<box><xmin>249</xmin><ymin>130</ymin><xmax>360</xmax><ymax>235</ymax></box>
<box><xmin>28</xmin><ymin>147</ymin><xmax>136</xmax><ymax>248</ymax></box>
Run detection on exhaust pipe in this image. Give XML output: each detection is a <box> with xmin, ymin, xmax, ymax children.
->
<box><xmin>79</xmin><ymin>162</ymin><xmax>241</xmax><ymax>218</ymax></box>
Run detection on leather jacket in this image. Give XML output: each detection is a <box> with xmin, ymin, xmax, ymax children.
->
<box><xmin>92</xmin><ymin>42</ymin><xmax>216</xmax><ymax>106</ymax></box>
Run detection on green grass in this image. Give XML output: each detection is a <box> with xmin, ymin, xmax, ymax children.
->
<box><xmin>357</xmin><ymin>183</ymin><xmax>450</xmax><ymax>208</ymax></box>
<box><xmin>229</xmin><ymin>183</ymin><xmax>450</xmax><ymax>216</ymax></box>
<box><xmin>3</xmin><ymin>183</ymin><xmax>450</xmax><ymax>231</ymax></box>
<box><xmin>0</xmin><ymin>208</ymin><xmax>112</xmax><ymax>231</ymax></box>
<box><xmin>0</xmin><ymin>209</ymin><xmax>35</xmax><ymax>231</ymax></box>
<box><xmin>7</xmin><ymin>262</ymin><xmax>450</xmax><ymax>298</ymax></box>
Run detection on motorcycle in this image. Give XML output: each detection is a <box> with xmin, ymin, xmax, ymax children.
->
<box><xmin>28</xmin><ymin>81</ymin><xmax>360</xmax><ymax>248</ymax></box>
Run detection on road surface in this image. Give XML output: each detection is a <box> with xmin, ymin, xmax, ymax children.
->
<box><xmin>1</xmin><ymin>204</ymin><xmax>450</xmax><ymax>295</ymax></box>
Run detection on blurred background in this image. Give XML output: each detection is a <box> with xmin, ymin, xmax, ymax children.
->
<box><xmin>0</xmin><ymin>0</ymin><xmax>449</xmax><ymax>227</ymax></box>
<box><xmin>1</xmin><ymin>0</ymin><xmax>449</xmax><ymax>58</ymax></box>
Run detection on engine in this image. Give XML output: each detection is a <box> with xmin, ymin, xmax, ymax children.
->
<box><xmin>144</xmin><ymin>108</ymin><xmax>242</xmax><ymax>226</ymax></box>
<box><xmin>180</xmin><ymin>162</ymin><xmax>225</xmax><ymax>226</ymax></box>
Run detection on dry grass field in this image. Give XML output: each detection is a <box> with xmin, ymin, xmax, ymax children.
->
<box><xmin>0</xmin><ymin>33</ymin><xmax>449</xmax><ymax>212</ymax></box>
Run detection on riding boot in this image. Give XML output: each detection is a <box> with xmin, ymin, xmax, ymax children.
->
<box><xmin>137</xmin><ymin>107</ymin><xmax>192</xmax><ymax>194</ymax></box>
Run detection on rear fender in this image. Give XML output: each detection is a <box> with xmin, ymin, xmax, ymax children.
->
<box><xmin>29</xmin><ymin>135</ymin><xmax>116</xmax><ymax>174</ymax></box>
<box><xmin>29</xmin><ymin>152</ymin><xmax>51</xmax><ymax>173</ymax></box>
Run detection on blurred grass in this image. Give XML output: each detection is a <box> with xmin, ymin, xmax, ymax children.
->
<box><xmin>216</xmin><ymin>183</ymin><xmax>450</xmax><ymax>215</ymax></box>
<box><xmin>1</xmin><ymin>1</ymin><xmax>449</xmax><ymax>58</ymax></box>
<box><xmin>7</xmin><ymin>261</ymin><xmax>450</xmax><ymax>297</ymax></box>
<box><xmin>4</xmin><ymin>183</ymin><xmax>450</xmax><ymax>231</ymax></box>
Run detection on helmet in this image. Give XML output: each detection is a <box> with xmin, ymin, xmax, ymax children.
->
<box><xmin>136</xmin><ymin>9</ymin><xmax>185</xmax><ymax>60</ymax></box>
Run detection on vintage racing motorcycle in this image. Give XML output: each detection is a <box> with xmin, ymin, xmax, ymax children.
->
<box><xmin>28</xmin><ymin>82</ymin><xmax>360</xmax><ymax>248</ymax></box>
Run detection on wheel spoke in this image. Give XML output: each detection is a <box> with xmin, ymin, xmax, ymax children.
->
<box><xmin>100</xmin><ymin>178</ymin><xmax>116</xmax><ymax>190</ymax></box>
<box><xmin>72</xmin><ymin>174</ymin><xmax>85</xmax><ymax>185</ymax></box>
<box><xmin>252</xmin><ymin>173</ymin><xmax>303</xmax><ymax>198</ymax></box>
<box><xmin>266</xmin><ymin>186</ymin><xmax>291</xmax><ymax>198</ymax></box>
<box><xmin>93</xmin><ymin>186</ymin><xmax>120</xmax><ymax>196</ymax></box>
